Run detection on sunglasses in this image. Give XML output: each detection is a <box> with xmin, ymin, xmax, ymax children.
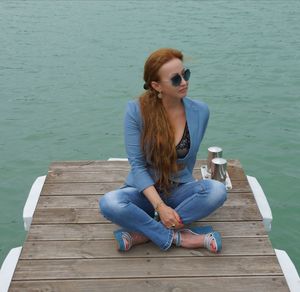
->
<box><xmin>167</xmin><ymin>68</ymin><xmax>191</xmax><ymax>87</ymax></box>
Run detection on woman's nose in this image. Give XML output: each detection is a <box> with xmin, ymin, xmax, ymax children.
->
<box><xmin>180</xmin><ymin>76</ymin><xmax>187</xmax><ymax>86</ymax></box>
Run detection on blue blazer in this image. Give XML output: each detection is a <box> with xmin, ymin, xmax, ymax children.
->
<box><xmin>124</xmin><ymin>96</ymin><xmax>209</xmax><ymax>192</ymax></box>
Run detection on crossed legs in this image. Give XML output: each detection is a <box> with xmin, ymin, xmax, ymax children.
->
<box><xmin>99</xmin><ymin>179</ymin><xmax>227</xmax><ymax>251</ymax></box>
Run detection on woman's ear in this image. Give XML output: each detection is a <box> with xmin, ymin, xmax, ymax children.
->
<box><xmin>150</xmin><ymin>81</ymin><xmax>161</xmax><ymax>93</ymax></box>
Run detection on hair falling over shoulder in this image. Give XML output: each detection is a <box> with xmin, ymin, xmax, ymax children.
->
<box><xmin>140</xmin><ymin>91</ymin><xmax>178</xmax><ymax>193</ymax></box>
<box><xmin>139</xmin><ymin>48</ymin><xmax>184</xmax><ymax>193</ymax></box>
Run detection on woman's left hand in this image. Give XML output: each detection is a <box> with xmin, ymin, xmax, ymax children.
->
<box><xmin>157</xmin><ymin>203</ymin><xmax>184</xmax><ymax>229</ymax></box>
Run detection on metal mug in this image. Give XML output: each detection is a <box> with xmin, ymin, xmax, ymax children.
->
<box><xmin>207</xmin><ymin>146</ymin><xmax>223</xmax><ymax>173</ymax></box>
<box><xmin>211</xmin><ymin>157</ymin><xmax>227</xmax><ymax>183</ymax></box>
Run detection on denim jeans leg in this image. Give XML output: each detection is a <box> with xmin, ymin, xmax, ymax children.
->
<box><xmin>99</xmin><ymin>186</ymin><xmax>173</xmax><ymax>250</ymax></box>
<box><xmin>165</xmin><ymin>179</ymin><xmax>227</xmax><ymax>225</ymax></box>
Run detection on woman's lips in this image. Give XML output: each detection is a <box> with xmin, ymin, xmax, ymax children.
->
<box><xmin>179</xmin><ymin>87</ymin><xmax>188</xmax><ymax>93</ymax></box>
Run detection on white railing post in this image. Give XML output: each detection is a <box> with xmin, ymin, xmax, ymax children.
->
<box><xmin>275</xmin><ymin>249</ymin><xmax>300</xmax><ymax>292</ymax></box>
<box><xmin>247</xmin><ymin>175</ymin><xmax>273</xmax><ymax>232</ymax></box>
<box><xmin>0</xmin><ymin>246</ymin><xmax>22</xmax><ymax>292</ymax></box>
<box><xmin>23</xmin><ymin>175</ymin><xmax>46</xmax><ymax>231</ymax></box>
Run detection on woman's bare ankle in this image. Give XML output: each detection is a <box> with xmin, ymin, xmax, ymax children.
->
<box><xmin>130</xmin><ymin>232</ymin><xmax>149</xmax><ymax>245</ymax></box>
<box><xmin>178</xmin><ymin>231</ymin><xmax>205</xmax><ymax>248</ymax></box>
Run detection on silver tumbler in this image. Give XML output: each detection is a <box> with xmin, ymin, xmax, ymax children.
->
<box><xmin>207</xmin><ymin>146</ymin><xmax>223</xmax><ymax>173</ymax></box>
<box><xmin>211</xmin><ymin>157</ymin><xmax>227</xmax><ymax>183</ymax></box>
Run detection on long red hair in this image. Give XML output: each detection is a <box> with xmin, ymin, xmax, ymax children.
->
<box><xmin>139</xmin><ymin>48</ymin><xmax>183</xmax><ymax>193</ymax></box>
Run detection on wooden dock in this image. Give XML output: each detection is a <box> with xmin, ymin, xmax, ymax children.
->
<box><xmin>9</xmin><ymin>160</ymin><xmax>289</xmax><ymax>291</ymax></box>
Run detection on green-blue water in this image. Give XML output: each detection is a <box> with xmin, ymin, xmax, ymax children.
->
<box><xmin>1</xmin><ymin>0</ymin><xmax>299</xmax><ymax>272</ymax></box>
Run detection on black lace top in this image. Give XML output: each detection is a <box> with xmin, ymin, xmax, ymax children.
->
<box><xmin>176</xmin><ymin>122</ymin><xmax>190</xmax><ymax>159</ymax></box>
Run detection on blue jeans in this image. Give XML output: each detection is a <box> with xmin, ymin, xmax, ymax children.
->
<box><xmin>99</xmin><ymin>179</ymin><xmax>227</xmax><ymax>251</ymax></box>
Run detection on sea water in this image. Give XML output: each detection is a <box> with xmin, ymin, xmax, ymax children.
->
<box><xmin>0</xmin><ymin>0</ymin><xmax>299</xmax><ymax>271</ymax></box>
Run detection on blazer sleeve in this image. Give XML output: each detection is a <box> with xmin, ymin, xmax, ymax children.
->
<box><xmin>124</xmin><ymin>101</ymin><xmax>155</xmax><ymax>192</ymax></box>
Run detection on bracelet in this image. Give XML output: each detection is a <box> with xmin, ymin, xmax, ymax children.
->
<box><xmin>155</xmin><ymin>201</ymin><xmax>164</xmax><ymax>212</ymax></box>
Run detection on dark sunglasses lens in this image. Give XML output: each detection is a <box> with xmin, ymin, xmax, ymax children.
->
<box><xmin>183</xmin><ymin>69</ymin><xmax>191</xmax><ymax>81</ymax></box>
<box><xmin>171</xmin><ymin>74</ymin><xmax>182</xmax><ymax>86</ymax></box>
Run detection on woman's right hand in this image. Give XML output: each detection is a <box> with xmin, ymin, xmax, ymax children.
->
<box><xmin>157</xmin><ymin>203</ymin><xmax>182</xmax><ymax>229</ymax></box>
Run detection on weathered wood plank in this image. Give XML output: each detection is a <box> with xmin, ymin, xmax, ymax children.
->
<box><xmin>13</xmin><ymin>256</ymin><xmax>283</xmax><ymax>280</ymax></box>
<box><xmin>50</xmin><ymin>159</ymin><xmax>240</xmax><ymax>170</ymax></box>
<box><xmin>38</xmin><ymin>195</ymin><xmax>101</xmax><ymax>209</ymax></box>
<box><xmin>32</xmin><ymin>204</ymin><xmax>262</xmax><ymax>224</ymax></box>
<box><xmin>49</xmin><ymin>160</ymin><xmax>131</xmax><ymax>171</ymax></box>
<box><xmin>44</xmin><ymin>170</ymin><xmax>201</xmax><ymax>183</ymax></box>
<box><xmin>41</xmin><ymin>182</ymin><xmax>124</xmax><ymax>196</ymax></box>
<box><xmin>230</xmin><ymin>180</ymin><xmax>251</xmax><ymax>192</ymax></box>
<box><xmin>9</xmin><ymin>276</ymin><xmax>289</xmax><ymax>292</ymax></box>
<box><xmin>46</xmin><ymin>166</ymin><xmax>247</xmax><ymax>183</ymax></box>
<box><xmin>20</xmin><ymin>237</ymin><xmax>275</xmax><ymax>260</ymax></box>
<box><xmin>27</xmin><ymin>221</ymin><xmax>267</xmax><ymax>241</ymax></box>
<box><xmin>48</xmin><ymin>160</ymin><xmax>246</xmax><ymax>181</ymax></box>
<box><xmin>45</xmin><ymin>170</ymin><xmax>127</xmax><ymax>183</ymax></box>
<box><xmin>45</xmin><ymin>167</ymin><xmax>245</xmax><ymax>183</ymax></box>
<box><xmin>49</xmin><ymin>160</ymin><xmax>212</xmax><ymax>171</ymax></box>
<box><xmin>41</xmin><ymin>180</ymin><xmax>251</xmax><ymax>196</ymax></box>
<box><xmin>36</xmin><ymin>193</ymin><xmax>256</xmax><ymax>209</ymax></box>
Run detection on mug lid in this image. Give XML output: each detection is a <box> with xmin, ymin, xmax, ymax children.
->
<box><xmin>212</xmin><ymin>157</ymin><xmax>227</xmax><ymax>164</ymax></box>
<box><xmin>208</xmin><ymin>146</ymin><xmax>222</xmax><ymax>153</ymax></box>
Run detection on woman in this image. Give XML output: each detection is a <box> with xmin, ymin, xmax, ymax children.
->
<box><xmin>99</xmin><ymin>48</ymin><xmax>227</xmax><ymax>252</ymax></box>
